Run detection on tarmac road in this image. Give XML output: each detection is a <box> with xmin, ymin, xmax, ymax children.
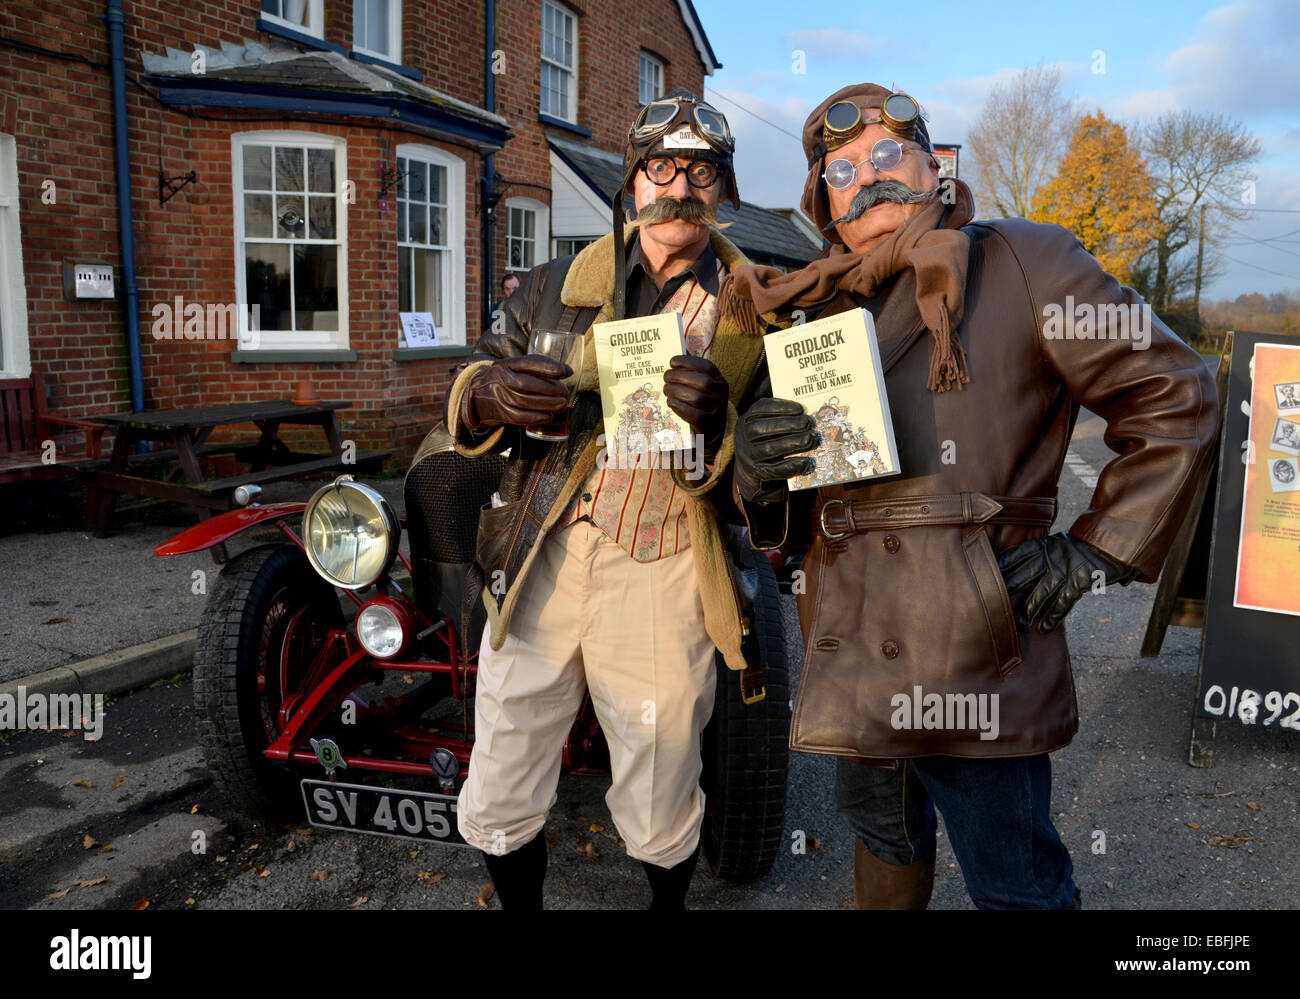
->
<box><xmin>0</xmin><ymin>410</ymin><xmax>1297</xmax><ymax>910</ymax></box>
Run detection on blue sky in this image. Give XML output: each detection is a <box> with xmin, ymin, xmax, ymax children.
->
<box><xmin>694</xmin><ymin>0</ymin><xmax>1300</xmax><ymax>301</ymax></box>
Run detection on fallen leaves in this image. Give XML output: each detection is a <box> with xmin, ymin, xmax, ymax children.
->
<box><xmin>1206</xmin><ymin>831</ymin><xmax>1256</xmax><ymax>849</ymax></box>
<box><xmin>583</xmin><ymin>841</ymin><xmax>600</xmax><ymax>861</ymax></box>
<box><xmin>284</xmin><ymin>838</ymin><xmax>297</xmax><ymax>854</ymax></box>
<box><xmin>255</xmin><ymin>866</ymin><xmax>272</xmax><ymax>878</ymax></box>
<box><xmin>42</xmin><ymin>887</ymin><xmax>71</xmax><ymax>901</ymax></box>
<box><xmin>346</xmin><ymin>895</ymin><xmax>368</xmax><ymax>908</ymax></box>
<box><xmin>296</xmin><ymin>827</ymin><xmax>314</xmax><ymax>837</ymax></box>
<box><xmin>83</xmin><ymin>834</ymin><xmax>98</xmax><ymax>849</ymax></box>
<box><xmin>77</xmin><ymin>877</ymin><xmax>107</xmax><ymax>888</ymax></box>
<box><xmin>190</xmin><ymin>804</ymin><xmax>200</xmax><ymax>814</ymax></box>
<box><xmin>416</xmin><ymin>870</ymin><xmax>446</xmax><ymax>886</ymax></box>
<box><xmin>41</xmin><ymin>617</ymin><xmax>70</xmax><ymax>625</ymax></box>
<box><xmin>475</xmin><ymin>882</ymin><xmax>495</xmax><ymax>908</ymax></box>
<box><xmin>185</xmin><ymin>897</ymin><xmax>196</xmax><ymax>906</ymax></box>
<box><xmin>1245</xmin><ymin>801</ymin><xmax>1261</xmax><ymax>811</ymax></box>
<box><xmin>112</xmin><ymin>776</ymin><xmax>124</xmax><ymax>789</ymax></box>
<box><xmin>1187</xmin><ymin>822</ymin><xmax>1201</xmax><ymax>829</ymax></box>
<box><xmin>72</xmin><ymin>779</ymin><xmax>93</xmax><ymax>789</ymax></box>
<box><xmin>131</xmin><ymin>898</ymin><xmax>150</xmax><ymax>910</ymax></box>
<box><xmin>307</xmin><ymin>870</ymin><xmax>328</xmax><ymax>883</ymax></box>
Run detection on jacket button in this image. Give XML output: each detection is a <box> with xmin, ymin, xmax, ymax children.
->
<box><xmin>582</xmin><ymin>492</ymin><xmax>593</xmax><ymax>502</ymax></box>
<box><xmin>881</xmin><ymin>640</ymin><xmax>900</xmax><ymax>658</ymax></box>
<box><xmin>883</xmin><ymin>534</ymin><xmax>900</xmax><ymax>553</ymax></box>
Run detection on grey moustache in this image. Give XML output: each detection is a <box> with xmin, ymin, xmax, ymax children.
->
<box><xmin>826</xmin><ymin>179</ymin><xmax>935</xmax><ymax>231</ymax></box>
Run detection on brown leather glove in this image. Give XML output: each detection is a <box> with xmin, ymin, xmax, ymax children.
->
<box><xmin>460</xmin><ymin>355</ymin><xmax>571</xmax><ymax>431</ymax></box>
<box><xmin>663</xmin><ymin>355</ymin><xmax>729</xmax><ymax>451</ymax></box>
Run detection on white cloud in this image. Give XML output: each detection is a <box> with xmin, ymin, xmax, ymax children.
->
<box><xmin>1114</xmin><ymin>0</ymin><xmax>1300</xmax><ymax>116</ymax></box>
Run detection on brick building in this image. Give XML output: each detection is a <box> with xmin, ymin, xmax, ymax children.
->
<box><xmin>0</xmin><ymin>1</ymin><xmax>818</xmax><ymax>464</ymax></box>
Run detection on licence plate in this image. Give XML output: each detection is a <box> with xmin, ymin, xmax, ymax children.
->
<box><xmin>300</xmin><ymin>780</ymin><xmax>469</xmax><ymax>846</ymax></box>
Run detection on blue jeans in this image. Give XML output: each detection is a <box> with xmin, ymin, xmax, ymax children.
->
<box><xmin>836</xmin><ymin>753</ymin><xmax>1078</xmax><ymax>909</ymax></box>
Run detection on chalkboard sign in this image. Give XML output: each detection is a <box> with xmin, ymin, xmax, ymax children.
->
<box><xmin>1191</xmin><ymin>330</ymin><xmax>1300</xmax><ymax>764</ymax></box>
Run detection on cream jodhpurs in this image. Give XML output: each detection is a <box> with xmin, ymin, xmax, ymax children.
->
<box><xmin>456</xmin><ymin>520</ymin><xmax>717</xmax><ymax>867</ymax></box>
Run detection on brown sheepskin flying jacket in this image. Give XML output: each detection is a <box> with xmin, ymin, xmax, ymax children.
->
<box><xmin>443</xmin><ymin>229</ymin><xmax>768</xmax><ymax>673</ymax></box>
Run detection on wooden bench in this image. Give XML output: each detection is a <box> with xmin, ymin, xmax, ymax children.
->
<box><xmin>0</xmin><ymin>373</ymin><xmax>106</xmax><ymax>484</ymax></box>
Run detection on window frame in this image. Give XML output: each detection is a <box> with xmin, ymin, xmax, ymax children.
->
<box><xmin>553</xmin><ymin>236</ymin><xmax>595</xmax><ymax>259</ymax></box>
<box><xmin>231</xmin><ymin>130</ymin><xmax>349</xmax><ymax>351</ymax></box>
<box><xmin>394</xmin><ymin>143</ymin><xmax>466</xmax><ymax>347</ymax></box>
<box><xmin>352</xmin><ymin>0</ymin><xmax>402</xmax><ymax>63</ymax></box>
<box><xmin>539</xmin><ymin>0</ymin><xmax>578</xmax><ymax>124</ymax></box>
<box><xmin>505</xmin><ymin>197</ymin><xmax>549</xmax><ymax>275</ymax></box>
<box><xmin>639</xmin><ymin>51</ymin><xmax>664</xmax><ymax>106</ymax></box>
<box><xmin>0</xmin><ymin>134</ymin><xmax>30</xmax><ymax>378</ymax></box>
<box><xmin>260</xmin><ymin>0</ymin><xmax>325</xmax><ymax>39</ymax></box>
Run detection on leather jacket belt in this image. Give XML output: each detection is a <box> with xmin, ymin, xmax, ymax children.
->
<box><xmin>816</xmin><ymin>491</ymin><xmax>1057</xmax><ymax>540</ymax></box>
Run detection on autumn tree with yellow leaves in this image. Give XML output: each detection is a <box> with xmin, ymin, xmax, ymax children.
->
<box><xmin>1030</xmin><ymin>112</ymin><xmax>1159</xmax><ymax>285</ymax></box>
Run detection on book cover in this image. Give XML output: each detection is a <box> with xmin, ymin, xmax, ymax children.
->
<box><xmin>592</xmin><ymin>312</ymin><xmax>692</xmax><ymax>455</ymax></box>
<box><xmin>764</xmin><ymin>308</ymin><xmax>901</xmax><ymax>491</ymax></box>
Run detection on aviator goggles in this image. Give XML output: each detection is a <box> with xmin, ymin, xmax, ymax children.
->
<box><xmin>822</xmin><ymin>92</ymin><xmax>924</xmax><ymax>154</ymax></box>
<box><xmin>632</xmin><ymin>96</ymin><xmax>735</xmax><ymax>156</ymax></box>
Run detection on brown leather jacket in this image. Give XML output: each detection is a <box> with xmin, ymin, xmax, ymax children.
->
<box><xmin>741</xmin><ymin>218</ymin><xmax>1220</xmax><ymax>759</ymax></box>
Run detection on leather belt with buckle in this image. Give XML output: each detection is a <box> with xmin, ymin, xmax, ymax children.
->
<box><xmin>816</xmin><ymin>492</ymin><xmax>1056</xmax><ymax>539</ymax></box>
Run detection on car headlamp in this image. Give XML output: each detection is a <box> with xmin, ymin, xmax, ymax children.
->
<box><xmin>356</xmin><ymin>597</ymin><xmax>413</xmax><ymax>659</ymax></box>
<box><xmin>302</xmin><ymin>475</ymin><xmax>400</xmax><ymax>590</ymax></box>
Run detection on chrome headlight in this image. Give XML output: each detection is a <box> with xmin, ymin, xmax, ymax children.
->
<box><xmin>356</xmin><ymin>598</ymin><xmax>412</xmax><ymax>658</ymax></box>
<box><xmin>302</xmin><ymin>476</ymin><xmax>400</xmax><ymax>590</ymax></box>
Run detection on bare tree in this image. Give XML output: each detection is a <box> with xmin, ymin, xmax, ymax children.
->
<box><xmin>964</xmin><ymin>65</ymin><xmax>1074</xmax><ymax>219</ymax></box>
<box><xmin>1136</xmin><ymin>111</ymin><xmax>1260</xmax><ymax>312</ymax></box>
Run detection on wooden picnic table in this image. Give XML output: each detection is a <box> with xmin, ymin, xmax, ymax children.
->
<box><xmin>80</xmin><ymin>400</ymin><xmax>389</xmax><ymax>540</ymax></box>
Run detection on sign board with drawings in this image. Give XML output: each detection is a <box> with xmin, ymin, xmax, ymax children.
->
<box><xmin>400</xmin><ymin>312</ymin><xmax>439</xmax><ymax>349</ymax></box>
<box><xmin>1146</xmin><ymin>331</ymin><xmax>1300</xmax><ymax>765</ymax></box>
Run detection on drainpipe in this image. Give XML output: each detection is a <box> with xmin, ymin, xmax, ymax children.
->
<box><xmin>105</xmin><ymin>0</ymin><xmax>144</xmax><ymax>413</ymax></box>
<box><xmin>480</xmin><ymin>0</ymin><xmax>496</xmax><ymax>329</ymax></box>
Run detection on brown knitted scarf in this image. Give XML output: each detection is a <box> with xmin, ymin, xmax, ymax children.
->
<box><xmin>720</xmin><ymin>177</ymin><xmax>977</xmax><ymax>393</ymax></box>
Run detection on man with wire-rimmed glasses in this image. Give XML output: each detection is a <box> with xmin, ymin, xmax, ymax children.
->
<box><xmin>724</xmin><ymin>82</ymin><xmax>1218</xmax><ymax>910</ymax></box>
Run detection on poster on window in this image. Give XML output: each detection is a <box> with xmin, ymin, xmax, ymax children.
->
<box><xmin>400</xmin><ymin>312</ymin><xmax>439</xmax><ymax>348</ymax></box>
<box><xmin>1233</xmin><ymin>341</ymin><xmax>1300</xmax><ymax>616</ymax></box>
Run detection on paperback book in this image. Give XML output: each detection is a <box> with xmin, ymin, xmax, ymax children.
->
<box><xmin>764</xmin><ymin>307</ymin><xmax>901</xmax><ymax>491</ymax></box>
<box><xmin>592</xmin><ymin>312</ymin><xmax>692</xmax><ymax>455</ymax></box>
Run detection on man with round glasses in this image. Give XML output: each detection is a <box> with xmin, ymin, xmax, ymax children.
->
<box><xmin>441</xmin><ymin>90</ymin><xmax>771</xmax><ymax>910</ymax></box>
<box><xmin>724</xmin><ymin>83</ymin><xmax>1218</xmax><ymax>909</ymax></box>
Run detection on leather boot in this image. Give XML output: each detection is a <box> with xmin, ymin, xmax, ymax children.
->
<box><xmin>853</xmin><ymin>839</ymin><xmax>935</xmax><ymax>909</ymax></box>
<box><xmin>642</xmin><ymin>845</ymin><xmax>700</xmax><ymax>911</ymax></box>
<box><xmin>482</xmin><ymin>831</ymin><xmax>547</xmax><ymax>910</ymax></box>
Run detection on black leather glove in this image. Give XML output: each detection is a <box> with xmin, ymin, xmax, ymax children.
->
<box><xmin>461</xmin><ymin>355</ymin><xmax>571</xmax><ymax>431</ymax></box>
<box><xmin>734</xmin><ymin>398</ymin><xmax>818</xmax><ymax>504</ymax></box>
<box><xmin>997</xmin><ymin>533</ymin><xmax>1140</xmax><ymax>634</ymax></box>
<box><xmin>663</xmin><ymin>355</ymin><xmax>729</xmax><ymax>452</ymax></box>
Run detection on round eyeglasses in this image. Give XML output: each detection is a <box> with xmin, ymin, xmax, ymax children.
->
<box><xmin>821</xmin><ymin>138</ymin><xmax>913</xmax><ymax>190</ymax></box>
<box><xmin>641</xmin><ymin>156</ymin><xmax>721</xmax><ymax>188</ymax></box>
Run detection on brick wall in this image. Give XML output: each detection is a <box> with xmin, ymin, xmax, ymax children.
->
<box><xmin>1</xmin><ymin>0</ymin><xmax>712</xmax><ymax>463</ymax></box>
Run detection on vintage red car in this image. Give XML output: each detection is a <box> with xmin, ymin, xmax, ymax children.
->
<box><xmin>156</xmin><ymin>426</ymin><xmax>790</xmax><ymax>882</ymax></box>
